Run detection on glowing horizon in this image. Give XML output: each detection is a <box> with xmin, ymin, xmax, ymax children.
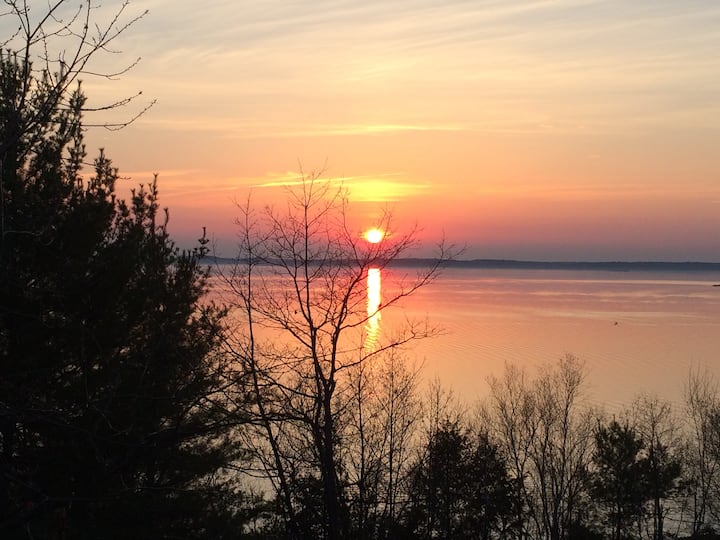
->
<box><xmin>43</xmin><ymin>0</ymin><xmax>720</xmax><ymax>262</ymax></box>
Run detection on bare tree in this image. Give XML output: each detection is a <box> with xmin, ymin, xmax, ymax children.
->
<box><xmin>222</xmin><ymin>175</ymin><xmax>452</xmax><ymax>539</ymax></box>
<box><xmin>482</xmin><ymin>362</ymin><xmax>537</xmax><ymax>539</ymax></box>
<box><xmin>683</xmin><ymin>369</ymin><xmax>720</xmax><ymax>534</ymax></box>
<box><xmin>343</xmin><ymin>350</ymin><xmax>422</xmax><ymax>539</ymax></box>
<box><xmin>630</xmin><ymin>395</ymin><xmax>683</xmax><ymax>540</ymax></box>
<box><xmin>0</xmin><ymin>0</ymin><xmax>152</xmax><ymax>150</ymax></box>
<box><xmin>483</xmin><ymin>355</ymin><xmax>594</xmax><ymax>540</ymax></box>
<box><xmin>533</xmin><ymin>355</ymin><xmax>595</xmax><ymax>540</ymax></box>
<box><xmin>1</xmin><ymin>0</ymin><xmax>153</xmax><ymax>250</ymax></box>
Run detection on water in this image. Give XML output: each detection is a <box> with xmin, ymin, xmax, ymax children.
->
<box><xmin>211</xmin><ymin>264</ymin><xmax>720</xmax><ymax>411</ymax></box>
<box><xmin>382</xmin><ymin>267</ymin><xmax>720</xmax><ymax>410</ymax></box>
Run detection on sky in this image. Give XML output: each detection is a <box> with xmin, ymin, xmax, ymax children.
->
<box><xmin>10</xmin><ymin>0</ymin><xmax>720</xmax><ymax>260</ymax></box>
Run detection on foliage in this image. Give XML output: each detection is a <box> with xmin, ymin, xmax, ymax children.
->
<box><xmin>632</xmin><ymin>395</ymin><xmax>683</xmax><ymax>540</ymax></box>
<box><xmin>591</xmin><ymin>420</ymin><xmax>649</xmax><ymax>540</ymax></box>
<box><xmin>404</xmin><ymin>422</ymin><xmax>514</xmax><ymax>540</ymax></box>
<box><xmin>2</xmin><ymin>5</ymin><xmax>716</xmax><ymax>540</ymax></box>
<box><xmin>0</xmin><ymin>42</ymin><xmax>245</xmax><ymax>539</ymax></box>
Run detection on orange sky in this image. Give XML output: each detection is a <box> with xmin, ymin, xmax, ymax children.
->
<box><xmin>11</xmin><ymin>0</ymin><xmax>719</xmax><ymax>261</ymax></box>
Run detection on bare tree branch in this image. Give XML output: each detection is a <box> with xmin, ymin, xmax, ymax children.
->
<box><xmin>219</xmin><ymin>173</ymin><xmax>456</xmax><ymax>539</ymax></box>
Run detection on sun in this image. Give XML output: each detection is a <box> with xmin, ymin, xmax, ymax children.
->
<box><xmin>363</xmin><ymin>227</ymin><xmax>385</xmax><ymax>244</ymax></box>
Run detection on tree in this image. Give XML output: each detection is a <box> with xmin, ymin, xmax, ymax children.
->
<box><xmin>404</xmin><ymin>421</ymin><xmax>514</xmax><ymax>540</ymax></box>
<box><xmin>631</xmin><ymin>395</ymin><xmax>682</xmax><ymax>540</ymax></box>
<box><xmin>223</xmin><ymin>178</ymin><xmax>453</xmax><ymax>539</ymax></box>
<box><xmin>343</xmin><ymin>350</ymin><xmax>422</xmax><ymax>539</ymax></box>
<box><xmin>591</xmin><ymin>420</ymin><xmax>648</xmax><ymax>540</ymax></box>
<box><xmin>464</xmin><ymin>430</ymin><xmax>516</xmax><ymax>539</ymax></box>
<box><xmin>684</xmin><ymin>369</ymin><xmax>720</xmax><ymax>535</ymax></box>
<box><xmin>0</xmin><ymin>11</ymin><xmax>245</xmax><ymax>538</ymax></box>
<box><xmin>408</xmin><ymin>422</ymin><xmax>468</xmax><ymax>539</ymax></box>
<box><xmin>482</xmin><ymin>362</ymin><xmax>536</xmax><ymax>539</ymax></box>
<box><xmin>483</xmin><ymin>355</ymin><xmax>594</xmax><ymax>540</ymax></box>
<box><xmin>0</xmin><ymin>0</ymin><xmax>152</xmax><ymax>159</ymax></box>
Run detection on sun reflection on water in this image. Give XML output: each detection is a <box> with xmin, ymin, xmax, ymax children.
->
<box><xmin>365</xmin><ymin>268</ymin><xmax>381</xmax><ymax>350</ymax></box>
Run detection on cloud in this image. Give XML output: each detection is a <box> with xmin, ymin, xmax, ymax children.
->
<box><xmin>250</xmin><ymin>171</ymin><xmax>429</xmax><ymax>202</ymax></box>
<box><xmin>76</xmin><ymin>0</ymin><xmax>719</xmax><ymax>140</ymax></box>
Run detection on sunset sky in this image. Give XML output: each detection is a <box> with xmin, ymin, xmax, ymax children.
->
<box><xmin>16</xmin><ymin>1</ymin><xmax>720</xmax><ymax>261</ymax></box>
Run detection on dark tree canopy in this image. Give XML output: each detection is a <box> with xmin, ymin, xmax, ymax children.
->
<box><xmin>0</xmin><ymin>43</ymin><xmax>244</xmax><ymax>540</ymax></box>
<box><xmin>591</xmin><ymin>420</ymin><xmax>648</xmax><ymax>540</ymax></box>
<box><xmin>404</xmin><ymin>422</ymin><xmax>514</xmax><ymax>540</ymax></box>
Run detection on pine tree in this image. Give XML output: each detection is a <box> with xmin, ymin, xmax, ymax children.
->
<box><xmin>405</xmin><ymin>423</ymin><xmax>514</xmax><ymax>540</ymax></box>
<box><xmin>591</xmin><ymin>420</ymin><xmax>648</xmax><ymax>540</ymax></box>
<box><xmin>0</xmin><ymin>48</ymin><xmax>246</xmax><ymax>540</ymax></box>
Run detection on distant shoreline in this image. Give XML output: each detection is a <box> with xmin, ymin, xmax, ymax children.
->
<box><xmin>412</xmin><ymin>259</ymin><xmax>720</xmax><ymax>273</ymax></box>
<box><xmin>203</xmin><ymin>256</ymin><xmax>720</xmax><ymax>273</ymax></box>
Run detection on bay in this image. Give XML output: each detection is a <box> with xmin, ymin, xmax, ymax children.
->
<box><xmin>382</xmin><ymin>267</ymin><xmax>720</xmax><ymax>411</ymax></box>
<box><xmin>210</xmin><ymin>263</ymin><xmax>720</xmax><ymax>412</ymax></box>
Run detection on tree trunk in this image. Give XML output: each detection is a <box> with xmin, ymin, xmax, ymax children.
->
<box><xmin>321</xmin><ymin>392</ymin><xmax>345</xmax><ymax>540</ymax></box>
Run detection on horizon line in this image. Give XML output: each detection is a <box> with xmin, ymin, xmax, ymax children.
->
<box><xmin>201</xmin><ymin>256</ymin><xmax>720</xmax><ymax>271</ymax></box>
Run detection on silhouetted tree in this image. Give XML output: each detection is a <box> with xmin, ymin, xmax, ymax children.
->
<box><xmin>483</xmin><ymin>355</ymin><xmax>594</xmax><ymax>540</ymax></box>
<box><xmin>684</xmin><ymin>369</ymin><xmax>720</xmax><ymax>534</ymax></box>
<box><xmin>344</xmin><ymin>351</ymin><xmax>422</xmax><ymax>539</ymax></box>
<box><xmin>0</xmin><ymin>0</ymin><xmax>152</xmax><ymax>161</ymax></box>
<box><xmin>223</xmin><ymin>180</ymin><xmax>454</xmax><ymax>540</ymax></box>
<box><xmin>404</xmin><ymin>421</ymin><xmax>514</xmax><ymax>540</ymax></box>
<box><xmin>591</xmin><ymin>420</ymin><xmax>648</xmax><ymax>540</ymax></box>
<box><xmin>464</xmin><ymin>430</ymin><xmax>516</xmax><ymax>539</ymax></box>
<box><xmin>0</xmin><ymin>21</ymin><xmax>246</xmax><ymax>539</ymax></box>
<box><xmin>631</xmin><ymin>395</ymin><xmax>682</xmax><ymax>540</ymax></box>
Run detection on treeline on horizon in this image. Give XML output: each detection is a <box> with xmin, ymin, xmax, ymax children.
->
<box><xmin>206</xmin><ymin>256</ymin><xmax>720</xmax><ymax>273</ymax></box>
<box><xmin>3</xmin><ymin>4</ymin><xmax>720</xmax><ymax>540</ymax></box>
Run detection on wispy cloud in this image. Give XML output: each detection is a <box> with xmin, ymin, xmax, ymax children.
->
<box><xmin>250</xmin><ymin>171</ymin><xmax>429</xmax><ymax>202</ymax></box>
<box><xmin>6</xmin><ymin>0</ymin><xmax>719</xmax><ymax>259</ymax></box>
<box><xmin>76</xmin><ymin>0</ymin><xmax>715</xmax><ymax>142</ymax></box>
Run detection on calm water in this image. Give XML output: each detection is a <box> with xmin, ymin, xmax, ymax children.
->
<box><xmin>382</xmin><ymin>267</ymin><xmax>720</xmax><ymax>410</ymax></box>
<box><xmin>212</xmin><ymin>265</ymin><xmax>720</xmax><ymax>411</ymax></box>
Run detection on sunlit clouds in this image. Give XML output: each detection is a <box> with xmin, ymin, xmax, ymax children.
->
<box><xmin>115</xmin><ymin>0</ymin><xmax>720</xmax><ymax>137</ymax></box>
<box><xmin>249</xmin><ymin>172</ymin><xmax>428</xmax><ymax>203</ymax></box>
<box><xmin>342</xmin><ymin>176</ymin><xmax>429</xmax><ymax>203</ymax></box>
<box><xmin>55</xmin><ymin>0</ymin><xmax>720</xmax><ymax>260</ymax></box>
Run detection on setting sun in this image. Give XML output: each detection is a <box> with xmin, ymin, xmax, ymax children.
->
<box><xmin>363</xmin><ymin>228</ymin><xmax>385</xmax><ymax>244</ymax></box>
